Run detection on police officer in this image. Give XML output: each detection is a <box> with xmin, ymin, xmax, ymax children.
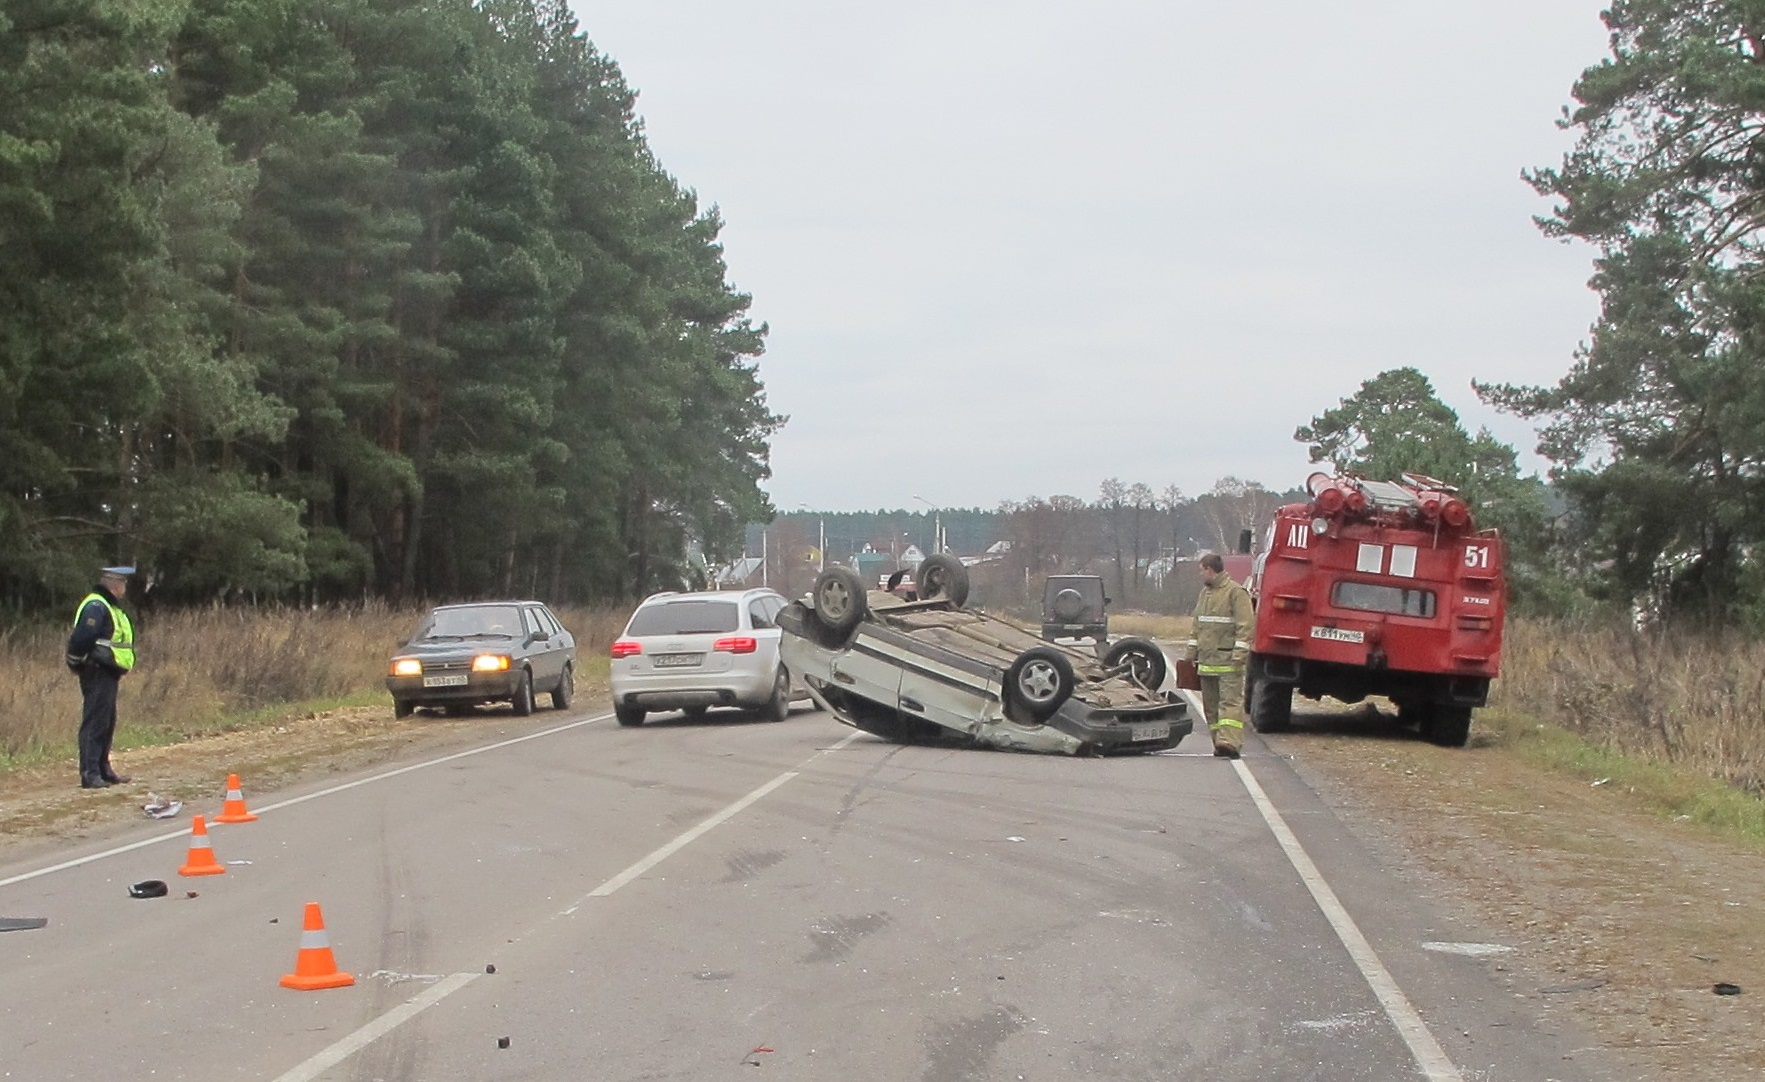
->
<box><xmin>65</xmin><ymin>566</ymin><xmax>138</xmax><ymax>789</ymax></box>
<box><xmin>1186</xmin><ymin>553</ymin><xmax>1255</xmax><ymax>759</ymax></box>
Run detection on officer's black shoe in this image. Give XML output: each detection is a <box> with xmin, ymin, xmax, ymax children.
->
<box><xmin>81</xmin><ymin>777</ymin><xmax>112</xmax><ymax>789</ymax></box>
<box><xmin>1212</xmin><ymin>746</ymin><xmax>1241</xmax><ymax>760</ymax></box>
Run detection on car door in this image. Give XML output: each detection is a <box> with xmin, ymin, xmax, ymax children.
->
<box><xmin>521</xmin><ymin>605</ymin><xmax>561</xmax><ymax>687</ymax></box>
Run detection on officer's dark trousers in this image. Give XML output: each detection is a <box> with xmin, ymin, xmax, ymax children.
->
<box><xmin>77</xmin><ymin>667</ymin><xmax>120</xmax><ymax>783</ymax></box>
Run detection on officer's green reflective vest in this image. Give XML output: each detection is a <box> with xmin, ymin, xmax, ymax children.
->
<box><xmin>73</xmin><ymin>592</ymin><xmax>135</xmax><ymax>672</ymax></box>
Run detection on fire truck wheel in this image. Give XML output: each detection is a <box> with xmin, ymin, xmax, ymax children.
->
<box><xmin>1005</xmin><ymin>647</ymin><xmax>1075</xmax><ymax>721</ymax></box>
<box><xmin>813</xmin><ymin>568</ymin><xmax>868</xmax><ymax>636</ymax></box>
<box><xmin>1102</xmin><ymin>637</ymin><xmax>1167</xmax><ymax>691</ymax></box>
<box><xmin>1248</xmin><ymin>676</ymin><xmax>1292</xmax><ymax>732</ymax></box>
<box><xmin>1423</xmin><ymin>705</ymin><xmax>1472</xmax><ymax>747</ymax></box>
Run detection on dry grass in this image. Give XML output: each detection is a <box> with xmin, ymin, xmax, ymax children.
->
<box><xmin>1492</xmin><ymin>618</ymin><xmax>1765</xmax><ymax>797</ymax></box>
<box><xmin>0</xmin><ymin>602</ymin><xmax>631</xmax><ymax>773</ymax></box>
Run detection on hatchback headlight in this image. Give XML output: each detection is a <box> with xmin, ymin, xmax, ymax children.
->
<box><xmin>472</xmin><ymin>654</ymin><xmax>511</xmax><ymax>672</ymax></box>
<box><xmin>391</xmin><ymin>658</ymin><xmax>422</xmax><ymax>677</ymax></box>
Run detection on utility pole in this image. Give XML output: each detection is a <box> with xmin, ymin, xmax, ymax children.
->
<box><xmin>912</xmin><ymin>494</ymin><xmax>942</xmax><ymax>554</ymax></box>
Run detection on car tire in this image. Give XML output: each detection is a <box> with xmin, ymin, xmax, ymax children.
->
<box><xmin>511</xmin><ymin>670</ymin><xmax>534</xmax><ymax>716</ymax></box>
<box><xmin>393</xmin><ymin>698</ymin><xmax>414</xmax><ymax>719</ymax></box>
<box><xmin>813</xmin><ymin>568</ymin><xmax>868</xmax><ymax>635</ymax></box>
<box><xmin>1050</xmin><ymin>588</ymin><xmax>1085</xmax><ymax>622</ymax></box>
<box><xmin>551</xmin><ymin>664</ymin><xmax>574</xmax><ymax>710</ymax></box>
<box><xmin>1005</xmin><ymin>646</ymin><xmax>1076</xmax><ymax>721</ymax></box>
<box><xmin>1102</xmin><ymin>637</ymin><xmax>1167</xmax><ymax>691</ymax></box>
<box><xmin>916</xmin><ymin>554</ymin><xmax>970</xmax><ymax>607</ymax></box>
<box><xmin>615</xmin><ymin>704</ymin><xmax>646</xmax><ymax>727</ymax></box>
<box><xmin>760</xmin><ymin>668</ymin><xmax>790</xmax><ymax>722</ymax></box>
<box><xmin>682</xmin><ymin>705</ymin><xmax>709</xmax><ymax>721</ymax></box>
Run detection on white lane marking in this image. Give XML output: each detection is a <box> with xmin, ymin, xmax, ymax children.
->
<box><xmin>566</xmin><ymin>730</ymin><xmax>863</xmax><ymax>911</ymax></box>
<box><xmin>272</xmin><ymin>727</ymin><xmax>861</xmax><ymax>1078</ymax></box>
<box><xmin>1232</xmin><ymin>759</ymin><xmax>1465</xmax><ymax>1082</ymax></box>
<box><xmin>268</xmin><ymin>971</ymin><xmax>479</xmax><ymax>1082</ymax></box>
<box><xmin>0</xmin><ymin>713</ymin><xmax>613</xmax><ymax>889</ymax></box>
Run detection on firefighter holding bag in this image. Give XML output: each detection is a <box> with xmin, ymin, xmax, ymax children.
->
<box><xmin>1186</xmin><ymin>553</ymin><xmax>1255</xmax><ymax>759</ymax></box>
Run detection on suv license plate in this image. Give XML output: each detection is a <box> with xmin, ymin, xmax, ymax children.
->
<box><xmin>423</xmin><ymin>674</ymin><xmax>469</xmax><ymax>688</ymax></box>
<box><xmin>1130</xmin><ymin>722</ymin><xmax>1170</xmax><ymax>742</ymax></box>
<box><xmin>653</xmin><ymin>653</ymin><xmax>703</xmax><ymax>668</ymax></box>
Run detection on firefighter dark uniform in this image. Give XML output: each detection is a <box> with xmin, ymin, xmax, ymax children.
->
<box><xmin>65</xmin><ymin>566</ymin><xmax>138</xmax><ymax>788</ymax></box>
<box><xmin>1186</xmin><ymin>563</ymin><xmax>1255</xmax><ymax>758</ymax></box>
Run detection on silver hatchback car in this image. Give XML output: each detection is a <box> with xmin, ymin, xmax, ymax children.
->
<box><xmin>608</xmin><ymin>588</ymin><xmax>809</xmax><ymax>726</ymax></box>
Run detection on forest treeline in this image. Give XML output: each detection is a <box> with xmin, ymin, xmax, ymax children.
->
<box><xmin>9</xmin><ymin>2</ymin><xmax>1765</xmax><ymax>634</ymax></box>
<box><xmin>1</xmin><ymin>0</ymin><xmax>778</xmax><ymax>615</ymax></box>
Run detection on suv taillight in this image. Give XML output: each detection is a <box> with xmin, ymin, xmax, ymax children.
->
<box><xmin>610</xmin><ymin>640</ymin><xmax>643</xmax><ymax>658</ymax></box>
<box><xmin>713</xmin><ymin>636</ymin><xmax>757</xmax><ymax>654</ymax></box>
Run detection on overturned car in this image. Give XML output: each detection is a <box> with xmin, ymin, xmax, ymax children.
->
<box><xmin>778</xmin><ymin>555</ymin><xmax>1193</xmax><ymax>755</ymax></box>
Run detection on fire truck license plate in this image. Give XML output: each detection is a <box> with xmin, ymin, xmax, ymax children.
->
<box><xmin>1310</xmin><ymin>626</ymin><xmax>1365</xmax><ymax>644</ymax></box>
<box><xmin>1130</xmin><ymin>722</ymin><xmax>1170</xmax><ymax>742</ymax></box>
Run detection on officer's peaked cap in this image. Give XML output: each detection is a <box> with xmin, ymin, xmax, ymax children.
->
<box><xmin>101</xmin><ymin>566</ymin><xmax>136</xmax><ymax>577</ymax></box>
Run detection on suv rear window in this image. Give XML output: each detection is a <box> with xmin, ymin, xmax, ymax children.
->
<box><xmin>1330</xmin><ymin>581</ymin><xmax>1436</xmax><ymax>618</ymax></box>
<box><xmin>627</xmin><ymin>599</ymin><xmax>741</xmax><ymax>635</ymax></box>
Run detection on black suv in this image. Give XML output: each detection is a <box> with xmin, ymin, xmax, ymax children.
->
<box><xmin>1041</xmin><ymin>575</ymin><xmax>1109</xmax><ymax>642</ymax></box>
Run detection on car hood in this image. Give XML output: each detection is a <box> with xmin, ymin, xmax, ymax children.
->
<box><xmin>393</xmin><ymin>637</ymin><xmax>519</xmax><ymax>660</ymax></box>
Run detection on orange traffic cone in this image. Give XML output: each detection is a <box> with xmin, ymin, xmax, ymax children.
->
<box><xmin>177</xmin><ymin>815</ymin><xmax>226</xmax><ymax>877</ymax></box>
<box><xmin>280</xmin><ymin>902</ymin><xmax>355</xmax><ymax>991</ymax></box>
<box><xmin>214</xmin><ymin>773</ymin><xmax>258</xmax><ymax>824</ymax></box>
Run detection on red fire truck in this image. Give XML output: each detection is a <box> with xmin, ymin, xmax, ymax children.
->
<box><xmin>1245</xmin><ymin>472</ymin><xmax>1504</xmax><ymax>747</ymax></box>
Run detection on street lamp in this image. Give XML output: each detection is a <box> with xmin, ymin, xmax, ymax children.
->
<box><xmin>912</xmin><ymin>494</ymin><xmax>942</xmax><ymax>555</ymax></box>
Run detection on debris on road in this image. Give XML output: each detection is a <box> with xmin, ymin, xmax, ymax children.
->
<box><xmin>0</xmin><ymin>917</ymin><xmax>49</xmax><ymax>931</ymax></box>
<box><xmin>127</xmin><ymin>880</ymin><xmax>168</xmax><ymax>899</ymax></box>
<box><xmin>1714</xmin><ymin>982</ymin><xmax>1743</xmax><ymax>996</ymax></box>
<box><xmin>142</xmin><ymin>795</ymin><xmax>182</xmax><ymax>819</ymax></box>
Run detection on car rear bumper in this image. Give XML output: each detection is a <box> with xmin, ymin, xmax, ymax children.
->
<box><xmin>610</xmin><ymin>668</ymin><xmax>777</xmax><ymax>710</ymax></box>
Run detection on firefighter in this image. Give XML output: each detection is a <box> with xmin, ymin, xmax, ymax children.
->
<box><xmin>1186</xmin><ymin>553</ymin><xmax>1255</xmax><ymax>758</ymax></box>
<box><xmin>65</xmin><ymin>566</ymin><xmax>138</xmax><ymax>789</ymax></box>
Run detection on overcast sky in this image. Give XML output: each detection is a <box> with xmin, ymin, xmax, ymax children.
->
<box><xmin>572</xmin><ymin>1</ymin><xmax>1613</xmax><ymax>513</ymax></box>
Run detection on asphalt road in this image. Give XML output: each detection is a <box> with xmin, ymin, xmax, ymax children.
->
<box><xmin>0</xmin><ymin>703</ymin><xmax>1629</xmax><ymax>1081</ymax></box>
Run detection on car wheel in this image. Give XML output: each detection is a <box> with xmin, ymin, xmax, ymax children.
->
<box><xmin>551</xmin><ymin>664</ymin><xmax>574</xmax><ymax>710</ymax></box>
<box><xmin>760</xmin><ymin>668</ymin><xmax>790</xmax><ymax>722</ymax></box>
<box><xmin>615</xmin><ymin>704</ymin><xmax>646</xmax><ymax>727</ymax></box>
<box><xmin>917</xmin><ymin>554</ymin><xmax>970</xmax><ymax>607</ymax></box>
<box><xmin>1102</xmin><ymin>637</ymin><xmax>1167</xmax><ymax>691</ymax></box>
<box><xmin>1005</xmin><ymin>647</ymin><xmax>1076</xmax><ymax>721</ymax></box>
<box><xmin>393</xmin><ymin>698</ymin><xmax>414</xmax><ymax>719</ymax></box>
<box><xmin>511</xmin><ymin>670</ymin><xmax>534</xmax><ymax>716</ymax></box>
<box><xmin>1050</xmin><ymin>588</ymin><xmax>1085</xmax><ymax>622</ymax></box>
<box><xmin>813</xmin><ymin>568</ymin><xmax>868</xmax><ymax>634</ymax></box>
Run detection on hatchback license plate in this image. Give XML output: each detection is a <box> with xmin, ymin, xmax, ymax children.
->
<box><xmin>423</xmin><ymin>674</ymin><xmax>469</xmax><ymax>688</ymax></box>
<box><xmin>1130</xmin><ymin>722</ymin><xmax>1170</xmax><ymax>742</ymax></box>
<box><xmin>653</xmin><ymin>653</ymin><xmax>703</xmax><ymax>668</ymax></box>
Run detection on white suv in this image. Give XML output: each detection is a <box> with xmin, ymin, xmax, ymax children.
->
<box><xmin>608</xmin><ymin>588</ymin><xmax>808</xmax><ymax>726</ymax></box>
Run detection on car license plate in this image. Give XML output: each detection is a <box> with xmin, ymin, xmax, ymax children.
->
<box><xmin>1130</xmin><ymin>722</ymin><xmax>1170</xmax><ymax>742</ymax></box>
<box><xmin>423</xmin><ymin>674</ymin><xmax>469</xmax><ymax>688</ymax></box>
<box><xmin>653</xmin><ymin>653</ymin><xmax>703</xmax><ymax>668</ymax></box>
